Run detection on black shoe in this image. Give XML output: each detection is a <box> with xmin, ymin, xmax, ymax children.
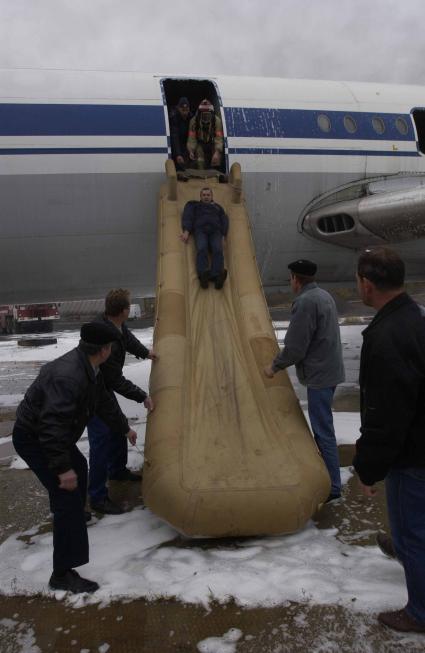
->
<box><xmin>376</xmin><ymin>532</ymin><xmax>400</xmax><ymax>563</ymax></box>
<box><xmin>109</xmin><ymin>468</ymin><xmax>141</xmax><ymax>482</ymax></box>
<box><xmin>214</xmin><ymin>269</ymin><xmax>228</xmax><ymax>290</ymax></box>
<box><xmin>325</xmin><ymin>492</ymin><xmax>341</xmax><ymax>503</ymax></box>
<box><xmin>85</xmin><ymin>511</ymin><xmax>92</xmax><ymax>522</ymax></box>
<box><xmin>49</xmin><ymin>569</ymin><xmax>99</xmax><ymax>594</ymax></box>
<box><xmin>199</xmin><ymin>270</ymin><xmax>210</xmax><ymax>289</ymax></box>
<box><xmin>90</xmin><ymin>497</ymin><xmax>124</xmax><ymax>515</ymax></box>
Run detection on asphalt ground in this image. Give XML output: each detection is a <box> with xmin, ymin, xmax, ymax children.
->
<box><xmin>0</xmin><ymin>327</ymin><xmax>424</xmax><ymax>652</ymax></box>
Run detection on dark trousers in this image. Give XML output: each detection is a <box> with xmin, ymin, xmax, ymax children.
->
<box><xmin>87</xmin><ymin>415</ymin><xmax>127</xmax><ymax>503</ymax></box>
<box><xmin>307</xmin><ymin>386</ymin><xmax>341</xmax><ymax>495</ymax></box>
<box><xmin>194</xmin><ymin>230</ymin><xmax>224</xmax><ymax>279</ymax></box>
<box><xmin>12</xmin><ymin>426</ymin><xmax>89</xmax><ymax>572</ymax></box>
<box><xmin>386</xmin><ymin>467</ymin><xmax>425</xmax><ymax>623</ymax></box>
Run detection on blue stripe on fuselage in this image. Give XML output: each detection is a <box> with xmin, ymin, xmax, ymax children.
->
<box><xmin>0</xmin><ymin>103</ymin><xmax>416</xmax><ymax>145</ymax></box>
<box><xmin>0</xmin><ymin>104</ymin><xmax>166</xmax><ymax>136</ymax></box>
<box><xmin>224</xmin><ymin>107</ymin><xmax>414</xmax><ymax>141</ymax></box>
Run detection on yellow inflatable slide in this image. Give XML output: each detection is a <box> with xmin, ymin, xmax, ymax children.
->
<box><xmin>143</xmin><ymin>162</ymin><xmax>330</xmax><ymax>537</ymax></box>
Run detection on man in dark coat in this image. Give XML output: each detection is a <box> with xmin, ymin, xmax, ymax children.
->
<box><xmin>180</xmin><ymin>187</ymin><xmax>229</xmax><ymax>289</ymax></box>
<box><xmin>87</xmin><ymin>289</ymin><xmax>156</xmax><ymax>515</ymax></box>
<box><xmin>354</xmin><ymin>246</ymin><xmax>425</xmax><ymax>634</ymax></box>
<box><xmin>12</xmin><ymin>322</ymin><xmax>137</xmax><ymax>594</ymax></box>
<box><xmin>169</xmin><ymin>96</ymin><xmax>192</xmax><ymax>172</ymax></box>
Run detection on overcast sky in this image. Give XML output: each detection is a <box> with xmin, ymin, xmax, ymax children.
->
<box><xmin>0</xmin><ymin>0</ymin><xmax>424</xmax><ymax>85</ymax></box>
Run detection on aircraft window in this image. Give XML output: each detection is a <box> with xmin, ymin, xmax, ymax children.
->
<box><xmin>318</xmin><ymin>214</ymin><xmax>355</xmax><ymax>234</ymax></box>
<box><xmin>395</xmin><ymin>117</ymin><xmax>408</xmax><ymax>135</ymax></box>
<box><xmin>343</xmin><ymin>115</ymin><xmax>357</xmax><ymax>134</ymax></box>
<box><xmin>372</xmin><ymin>117</ymin><xmax>385</xmax><ymax>135</ymax></box>
<box><xmin>317</xmin><ymin>114</ymin><xmax>331</xmax><ymax>133</ymax></box>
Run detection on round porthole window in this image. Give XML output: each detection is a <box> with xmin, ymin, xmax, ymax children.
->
<box><xmin>344</xmin><ymin>115</ymin><xmax>357</xmax><ymax>134</ymax></box>
<box><xmin>395</xmin><ymin>117</ymin><xmax>409</xmax><ymax>135</ymax></box>
<box><xmin>372</xmin><ymin>117</ymin><xmax>385</xmax><ymax>135</ymax></box>
<box><xmin>317</xmin><ymin>114</ymin><xmax>331</xmax><ymax>133</ymax></box>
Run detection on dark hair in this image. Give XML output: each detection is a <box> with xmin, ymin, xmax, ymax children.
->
<box><xmin>105</xmin><ymin>288</ymin><xmax>130</xmax><ymax>316</ymax></box>
<box><xmin>357</xmin><ymin>247</ymin><xmax>405</xmax><ymax>290</ymax></box>
<box><xmin>201</xmin><ymin>187</ymin><xmax>212</xmax><ymax>194</ymax></box>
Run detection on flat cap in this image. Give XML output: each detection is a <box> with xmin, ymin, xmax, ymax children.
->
<box><xmin>288</xmin><ymin>259</ymin><xmax>317</xmax><ymax>276</ymax></box>
<box><xmin>80</xmin><ymin>321</ymin><xmax>120</xmax><ymax>345</ymax></box>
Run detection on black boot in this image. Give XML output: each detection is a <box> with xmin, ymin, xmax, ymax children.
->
<box><xmin>214</xmin><ymin>269</ymin><xmax>228</xmax><ymax>290</ymax></box>
<box><xmin>49</xmin><ymin>569</ymin><xmax>99</xmax><ymax>594</ymax></box>
<box><xmin>109</xmin><ymin>468</ymin><xmax>142</xmax><ymax>482</ymax></box>
<box><xmin>90</xmin><ymin>497</ymin><xmax>124</xmax><ymax>515</ymax></box>
<box><xmin>199</xmin><ymin>270</ymin><xmax>210</xmax><ymax>289</ymax></box>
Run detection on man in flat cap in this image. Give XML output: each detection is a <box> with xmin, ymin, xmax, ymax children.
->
<box><xmin>12</xmin><ymin>321</ymin><xmax>137</xmax><ymax>594</ymax></box>
<box><xmin>264</xmin><ymin>259</ymin><xmax>345</xmax><ymax>502</ymax></box>
<box><xmin>169</xmin><ymin>96</ymin><xmax>193</xmax><ymax>173</ymax></box>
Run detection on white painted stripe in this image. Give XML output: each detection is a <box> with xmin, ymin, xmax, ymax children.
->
<box><xmin>0</xmin><ymin>136</ymin><xmax>168</xmax><ymax>148</ymax></box>
<box><xmin>0</xmin><ymin>98</ymin><xmax>163</xmax><ymax>106</ymax></box>
<box><xmin>0</xmin><ymin>153</ymin><xmax>167</xmax><ymax>175</ymax></box>
<box><xmin>227</xmin><ymin>137</ymin><xmax>417</xmax><ymax>152</ymax></box>
<box><xmin>0</xmin><ymin>151</ymin><xmax>423</xmax><ymax>177</ymax></box>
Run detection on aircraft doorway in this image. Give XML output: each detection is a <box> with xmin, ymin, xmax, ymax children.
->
<box><xmin>412</xmin><ymin>109</ymin><xmax>425</xmax><ymax>154</ymax></box>
<box><xmin>161</xmin><ymin>78</ymin><xmax>227</xmax><ymax>174</ymax></box>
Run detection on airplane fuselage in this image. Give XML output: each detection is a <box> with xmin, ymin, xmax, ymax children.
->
<box><xmin>2</xmin><ymin>70</ymin><xmax>425</xmax><ymax>303</ymax></box>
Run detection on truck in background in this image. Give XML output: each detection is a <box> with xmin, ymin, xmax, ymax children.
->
<box><xmin>0</xmin><ymin>303</ymin><xmax>60</xmax><ymax>334</ymax></box>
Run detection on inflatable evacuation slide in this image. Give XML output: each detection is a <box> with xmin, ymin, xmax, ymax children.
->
<box><xmin>143</xmin><ymin>162</ymin><xmax>330</xmax><ymax>537</ymax></box>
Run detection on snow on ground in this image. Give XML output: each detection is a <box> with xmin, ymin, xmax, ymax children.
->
<box><xmin>197</xmin><ymin>628</ymin><xmax>243</xmax><ymax>653</ymax></box>
<box><xmin>0</xmin><ymin>618</ymin><xmax>41</xmax><ymax>653</ymax></box>
<box><xmin>0</xmin><ymin>492</ymin><xmax>406</xmax><ymax>612</ymax></box>
<box><xmin>1</xmin><ymin>325</ymin><xmax>393</xmax><ymax>614</ymax></box>
<box><xmin>0</xmin><ymin>328</ymin><xmax>154</xmax><ymax>364</ymax></box>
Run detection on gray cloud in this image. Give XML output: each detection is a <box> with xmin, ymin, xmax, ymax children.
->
<box><xmin>1</xmin><ymin>0</ymin><xmax>425</xmax><ymax>84</ymax></box>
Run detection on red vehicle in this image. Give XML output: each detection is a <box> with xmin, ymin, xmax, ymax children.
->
<box><xmin>0</xmin><ymin>303</ymin><xmax>60</xmax><ymax>334</ymax></box>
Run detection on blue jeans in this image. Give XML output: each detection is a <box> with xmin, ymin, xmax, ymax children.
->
<box><xmin>12</xmin><ymin>426</ymin><xmax>89</xmax><ymax>572</ymax></box>
<box><xmin>194</xmin><ymin>230</ymin><xmax>224</xmax><ymax>278</ymax></box>
<box><xmin>386</xmin><ymin>467</ymin><xmax>425</xmax><ymax>623</ymax></box>
<box><xmin>307</xmin><ymin>386</ymin><xmax>341</xmax><ymax>495</ymax></box>
<box><xmin>87</xmin><ymin>416</ymin><xmax>128</xmax><ymax>503</ymax></box>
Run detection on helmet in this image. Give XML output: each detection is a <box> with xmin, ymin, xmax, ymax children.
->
<box><xmin>198</xmin><ymin>99</ymin><xmax>214</xmax><ymax>112</ymax></box>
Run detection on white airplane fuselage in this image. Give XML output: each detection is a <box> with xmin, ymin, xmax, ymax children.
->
<box><xmin>2</xmin><ymin>70</ymin><xmax>425</xmax><ymax>303</ymax></box>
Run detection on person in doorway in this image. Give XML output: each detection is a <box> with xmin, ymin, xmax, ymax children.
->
<box><xmin>169</xmin><ymin>96</ymin><xmax>193</xmax><ymax>173</ymax></box>
<box><xmin>12</xmin><ymin>322</ymin><xmax>137</xmax><ymax>594</ymax></box>
<box><xmin>264</xmin><ymin>259</ymin><xmax>345</xmax><ymax>502</ymax></box>
<box><xmin>180</xmin><ymin>187</ymin><xmax>229</xmax><ymax>289</ymax></box>
<box><xmin>87</xmin><ymin>289</ymin><xmax>156</xmax><ymax>515</ymax></box>
<box><xmin>187</xmin><ymin>99</ymin><xmax>224</xmax><ymax>170</ymax></box>
<box><xmin>353</xmin><ymin>246</ymin><xmax>425</xmax><ymax>634</ymax></box>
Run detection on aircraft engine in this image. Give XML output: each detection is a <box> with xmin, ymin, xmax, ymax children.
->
<box><xmin>302</xmin><ymin>181</ymin><xmax>425</xmax><ymax>249</ymax></box>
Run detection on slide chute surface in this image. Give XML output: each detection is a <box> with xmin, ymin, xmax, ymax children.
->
<box><xmin>143</xmin><ymin>163</ymin><xmax>330</xmax><ymax>537</ymax></box>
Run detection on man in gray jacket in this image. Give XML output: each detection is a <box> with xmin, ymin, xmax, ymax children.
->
<box><xmin>264</xmin><ymin>259</ymin><xmax>345</xmax><ymax>501</ymax></box>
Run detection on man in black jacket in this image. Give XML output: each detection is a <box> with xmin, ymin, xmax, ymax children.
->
<box><xmin>354</xmin><ymin>247</ymin><xmax>425</xmax><ymax>634</ymax></box>
<box><xmin>180</xmin><ymin>187</ymin><xmax>229</xmax><ymax>289</ymax></box>
<box><xmin>169</xmin><ymin>96</ymin><xmax>192</xmax><ymax>173</ymax></box>
<box><xmin>12</xmin><ymin>322</ymin><xmax>137</xmax><ymax>594</ymax></box>
<box><xmin>87</xmin><ymin>289</ymin><xmax>156</xmax><ymax>515</ymax></box>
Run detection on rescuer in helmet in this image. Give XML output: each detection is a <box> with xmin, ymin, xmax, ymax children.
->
<box><xmin>187</xmin><ymin>99</ymin><xmax>224</xmax><ymax>170</ymax></box>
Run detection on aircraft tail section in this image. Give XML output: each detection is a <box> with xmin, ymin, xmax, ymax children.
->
<box><xmin>143</xmin><ymin>162</ymin><xmax>330</xmax><ymax>537</ymax></box>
